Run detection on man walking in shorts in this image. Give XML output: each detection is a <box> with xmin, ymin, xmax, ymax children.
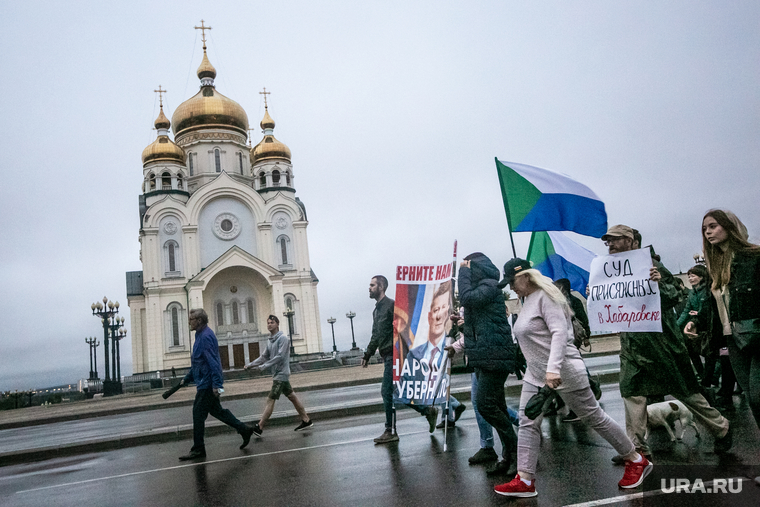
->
<box><xmin>245</xmin><ymin>315</ymin><xmax>313</xmax><ymax>436</ymax></box>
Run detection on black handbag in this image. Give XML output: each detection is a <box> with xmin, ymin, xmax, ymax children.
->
<box><xmin>732</xmin><ymin>318</ymin><xmax>760</xmax><ymax>351</ymax></box>
<box><xmin>524</xmin><ymin>385</ymin><xmax>556</xmax><ymax>420</ymax></box>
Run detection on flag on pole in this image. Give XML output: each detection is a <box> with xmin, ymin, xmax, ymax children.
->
<box><xmin>495</xmin><ymin>159</ymin><xmax>607</xmax><ymax>238</ymax></box>
<box><xmin>527</xmin><ymin>231</ymin><xmax>597</xmax><ymax>294</ymax></box>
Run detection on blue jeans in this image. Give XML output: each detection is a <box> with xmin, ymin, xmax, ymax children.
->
<box><xmin>382</xmin><ymin>355</ymin><xmax>394</xmax><ymax>430</ymax></box>
<box><xmin>471</xmin><ymin>372</ymin><xmax>495</xmax><ymax>448</ymax></box>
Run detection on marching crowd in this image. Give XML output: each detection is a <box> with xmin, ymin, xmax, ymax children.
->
<box><xmin>175</xmin><ymin>208</ymin><xmax>759</xmax><ymax>500</ymax></box>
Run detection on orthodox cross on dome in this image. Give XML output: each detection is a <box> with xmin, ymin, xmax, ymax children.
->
<box><xmin>259</xmin><ymin>87</ymin><xmax>270</xmax><ymax>109</ymax></box>
<box><xmin>154</xmin><ymin>85</ymin><xmax>167</xmax><ymax>108</ymax></box>
<box><xmin>247</xmin><ymin>126</ymin><xmax>255</xmax><ymax>147</ymax></box>
<box><xmin>194</xmin><ymin>20</ymin><xmax>212</xmax><ymax>50</ymax></box>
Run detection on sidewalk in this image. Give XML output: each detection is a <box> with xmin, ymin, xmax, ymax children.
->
<box><xmin>0</xmin><ymin>335</ymin><xmax>621</xmax><ymax>465</ymax></box>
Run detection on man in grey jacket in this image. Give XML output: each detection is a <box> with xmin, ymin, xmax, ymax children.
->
<box><xmin>245</xmin><ymin>315</ymin><xmax>313</xmax><ymax>436</ymax></box>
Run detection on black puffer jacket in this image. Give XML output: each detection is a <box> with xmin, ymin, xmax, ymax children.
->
<box><xmin>459</xmin><ymin>253</ymin><xmax>515</xmax><ymax>372</ymax></box>
<box><xmin>728</xmin><ymin>249</ymin><xmax>760</xmax><ymax>322</ymax></box>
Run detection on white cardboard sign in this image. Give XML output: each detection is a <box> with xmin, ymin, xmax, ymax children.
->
<box><xmin>587</xmin><ymin>249</ymin><xmax>662</xmax><ymax>333</ymax></box>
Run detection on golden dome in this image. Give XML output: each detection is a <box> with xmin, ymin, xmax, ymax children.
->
<box><xmin>251</xmin><ymin>109</ymin><xmax>291</xmax><ymax>162</ymax></box>
<box><xmin>154</xmin><ymin>106</ymin><xmax>170</xmax><ymax>130</ymax></box>
<box><xmin>197</xmin><ymin>51</ymin><xmax>216</xmax><ymax>80</ymax></box>
<box><xmin>142</xmin><ymin>136</ymin><xmax>186</xmax><ymax>166</ymax></box>
<box><xmin>171</xmin><ymin>87</ymin><xmax>249</xmax><ymax>138</ymax></box>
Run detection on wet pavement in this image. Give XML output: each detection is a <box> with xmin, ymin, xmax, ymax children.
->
<box><xmin>1</xmin><ymin>384</ymin><xmax>758</xmax><ymax>507</ymax></box>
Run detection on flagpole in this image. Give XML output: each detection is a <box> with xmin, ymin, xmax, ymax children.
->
<box><xmin>495</xmin><ymin>157</ymin><xmax>518</xmax><ymax>259</ymax></box>
<box><xmin>442</xmin><ymin>240</ymin><xmax>459</xmax><ymax>452</ymax></box>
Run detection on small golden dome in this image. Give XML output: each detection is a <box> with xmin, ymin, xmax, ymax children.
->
<box><xmin>154</xmin><ymin>106</ymin><xmax>170</xmax><ymax>130</ymax></box>
<box><xmin>197</xmin><ymin>51</ymin><xmax>216</xmax><ymax>80</ymax></box>
<box><xmin>142</xmin><ymin>136</ymin><xmax>186</xmax><ymax>166</ymax></box>
<box><xmin>260</xmin><ymin>109</ymin><xmax>275</xmax><ymax>130</ymax></box>
<box><xmin>172</xmin><ymin>87</ymin><xmax>249</xmax><ymax>137</ymax></box>
<box><xmin>251</xmin><ymin>109</ymin><xmax>290</xmax><ymax>162</ymax></box>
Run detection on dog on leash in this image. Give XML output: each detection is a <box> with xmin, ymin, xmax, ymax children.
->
<box><xmin>646</xmin><ymin>400</ymin><xmax>700</xmax><ymax>442</ymax></box>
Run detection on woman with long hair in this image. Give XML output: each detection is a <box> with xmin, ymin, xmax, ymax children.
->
<box><xmin>687</xmin><ymin>209</ymin><xmax>760</xmax><ymax>427</ymax></box>
<box><xmin>493</xmin><ymin>259</ymin><xmax>649</xmax><ymax>498</ymax></box>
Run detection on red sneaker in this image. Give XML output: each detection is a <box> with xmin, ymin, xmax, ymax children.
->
<box><xmin>494</xmin><ymin>474</ymin><xmax>537</xmax><ymax>497</ymax></box>
<box><xmin>618</xmin><ymin>456</ymin><xmax>653</xmax><ymax>488</ymax></box>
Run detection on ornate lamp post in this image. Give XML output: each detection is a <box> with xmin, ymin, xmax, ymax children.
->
<box><xmin>85</xmin><ymin>337</ymin><xmax>100</xmax><ymax>380</ymax></box>
<box><xmin>346</xmin><ymin>311</ymin><xmax>357</xmax><ymax>350</ymax></box>
<box><xmin>327</xmin><ymin>317</ymin><xmax>337</xmax><ymax>353</ymax></box>
<box><xmin>110</xmin><ymin>328</ymin><xmax>127</xmax><ymax>381</ymax></box>
<box><xmin>283</xmin><ymin>306</ymin><xmax>296</xmax><ymax>356</ymax></box>
<box><xmin>91</xmin><ymin>297</ymin><xmax>126</xmax><ymax>396</ymax></box>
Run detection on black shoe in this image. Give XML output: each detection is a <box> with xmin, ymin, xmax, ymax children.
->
<box><xmin>486</xmin><ymin>459</ymin><xmax>514</xmax><ymax>476</ymax></box>
<box><xmin>374</xmin><ymin>430</ymin><xmax>399</xmax><ymax>444</ymax></box>
<box><xmin>714</xmin><ymin>425</ymin><xmax>733</xmax><ymax>453</ymax></box>
<box><xmin>240</xmin><ymin>425</ymin><xmax>254</xmax><ymax>449</ymax></box>
<box><xmin>251</xmin><ymin>422</ymin><xmax>262</xmax><ymax>437</ymax></box>
<box><xmin>454</xmin><ymin>403</ymin><xmax>466</xmax><ymax>422</ymax></box>
<box><xmin>294</xmin><ymin>419</ymin><xmax>314</xmax><ymax>432</ymax></box>
<box><xmin>426</xmin><ymin>406</ymin><xmax>438</xmax><ymax>433</ymax></box>
<box><xmin>436</xmin><ymin>420</ymin><xmax>456</xmax><ymax>429</ymax></box>
<box><xmin>469</xmin><ymin>447</ymin><xmax>498</xmax><ymax>464</ymax></box>
<box><xmin>179</xmin><ymin>450</ymin><xmax>206</xmax><ymax>461</ymax></box>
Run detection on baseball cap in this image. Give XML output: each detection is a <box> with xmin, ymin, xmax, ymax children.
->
<box><xmin>497</xmin><ymin>258</ymin><xmax>532</xmax><ymax>288</ymax></box>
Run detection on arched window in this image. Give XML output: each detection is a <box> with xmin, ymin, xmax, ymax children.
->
<box><xmin>171</xmin><ymin>307</ymin><xmax>180</xmax><ymax>346</ymax></box>
<box><xmin>247</xmin><ymin>299</ymin><xmax>255</xmax><ymax>325</ymax></box>
<box><xmin>276</xmin><ymin>235</ymin><xmax>292</xmax><ymax>267</ymax></box>
<box><xmin>285</xmin><ymin>172</ymin><xmax>291</xmax><ymax>186</ymax></box>
<box><xmin>214</xmin><ymin>149</ymin><xmax>221</xmax><ymax>173</ymax></box>
<box><xmin>259</xmin><ymin>171</ymin><xmax>266</xmax><ymax>188</ymax></box>
<box><xmin>272</xmin><ymin>170</ymin><xmax>280</xmax><ymax>186</ymax></box>
<box><xmin>177</xmin><ymin>174</ymin><xmax>183</xmax><ymax>190</ymax></box>
<box><xmin>164</xmin><ymin>240</ymin><xmax>181</xmax><ymax>276</ymax></box>
<box><xmin>232</xmin><ymin>301</ymin><xmax>240</xmax><ymax>324</ymax></box>
<box><xmin>280</xmin><ymin>237</ymin><xmax>288</xmax><ymax>265</ymax></box>
<box><xmin>168</xmin><ymin>242</ymin><xmax>176</xmax><ymax>272</ymax></box>
<box><xmin>284</xmin><ymin>294</ymin><xmax>298</xmax><ymax>334</ymax></box>
<box><xmin>149</xmin><ymin>173</ymin><xmax>156</xmax><ymax>190</ymax></box>
<box><xmin>216</xmin><ymin>303</ymin><xmax>224</xmax><ymax>326</ymax></box>
<box><xmin>188</xmin><ymin>153</ymin><xmax>194</xmax><ymax>176</ymax></box>
<box><xmin>238</xmin><ymin>152</ymin><xmax>244</xmax><ymax>174</ymax></box>
<box><xmin>162</xmin><ymin>172</ymin><xmax>171</xmax><ymax>190</ymax></box>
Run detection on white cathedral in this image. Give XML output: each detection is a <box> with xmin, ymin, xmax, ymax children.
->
<box><xmin>126</xmin><ymin>36</ymin><xmax>322</xmax><ymax>374</ymax></box>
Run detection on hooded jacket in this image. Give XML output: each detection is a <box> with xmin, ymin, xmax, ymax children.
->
<box><xmin>458</xmin><ymin>253</ymin><xmax>515</xmax><ymax>372</ymax></box>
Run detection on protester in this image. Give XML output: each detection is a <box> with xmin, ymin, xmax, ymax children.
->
<box><xmin>678</xmin><ymin>264</ymin><xmax>736</xmax><ymax>409</ymax></box>
<box><xmin>178</xmin><ymin>309</ymin><xmax>253</xmax><ymax>460</ymax></box>
<box><xmin>361</xmin><ymin>275</ymin><xmax>444</xmax><ymax>444</ymax></box>
<box><xmin>455</xmin><ymin>252</ymin><xmax>519</xmax><ymax>478</ymax></box>
<box><xmin>493</xmin><ymin>259</ymin><xmax>648</xmax><ymax>497</ymax></box>
<box><xmin>687</xmin><ymin>210</ymin><xmax>760</xmax><ymax>429</ymax></box>
<box><xmin>245</xmin><ymin>315</ymin><xmax>313</xmax><ymax>436</ymax></box>
<box><xmin>447</xmin><ymin>313</ymin><xmax>518</xmax><ymax>465</ymax></box>
<box><xmin>600</xmin><ymin>224</ymin><xmax>732</xmax><ymax>462</ymax></box>
<box><xmin>673</xmin><ymin>276</ymin><xmax>704</xmax><ymax>379</ymax></box>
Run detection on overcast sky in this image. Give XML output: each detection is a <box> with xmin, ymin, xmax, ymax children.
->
<box><xmin>1</xmin><ymin>1</ymin><xmax>758</xmax><ymax>391</ymax></box>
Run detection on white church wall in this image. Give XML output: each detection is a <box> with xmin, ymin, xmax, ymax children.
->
<box><xmin>198</xmin><ymin>197</ymin><xmax>258</xmax><ymax>268</ymax></box>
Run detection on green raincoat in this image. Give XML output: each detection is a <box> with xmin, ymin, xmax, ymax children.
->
<box><xmin>618</xmin><ymin>259</ymin><xmax>701</xmax><ymax>398</ymax></box>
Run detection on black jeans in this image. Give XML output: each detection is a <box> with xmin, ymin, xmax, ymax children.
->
<box><xmin>728</xmin><ymin>341</ymin><xmax>760</xmax><ymax>428</ymax></box>
<box><xmin>475</xmin><ymin>368</ymin><xmax>517</xmax><ymax>459</ymax></box>
<box><xmin>192</xmin><ymin>388</ymin><xmax>246</xmax><ymax>452</ymax></box>
<box><xmin>381</xmin><ymin>355</ymin><xmax>394</xmax><ymax>430</ymax></box>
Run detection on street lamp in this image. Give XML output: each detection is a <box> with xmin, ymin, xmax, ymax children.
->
<box><xmin>327</xmin><ymin>317</ymin><xmax>337</xmax><ymax>353</ymax></box>
<box><xmin>346</xmin><ymin>311</ymin><xmax>357</xmax><ymax>350</ymax></box>
<box><xmin>283</xmin><ymin>306</ymin><xmax>296</xmax><ymax>356</ymax></box>
<box><xmin>91</xmin><ymin>297</ymin><xmax>126</xmax><ymax>396</ymax></box>
<box><xmin>85</xmin><ymin>337</ymin><xmax>100</xmax><ymax>380</ymax></box>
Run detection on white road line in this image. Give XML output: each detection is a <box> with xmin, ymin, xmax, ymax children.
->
<box><xmin>16</xmin><ymin>431</ymin><xmax>429</xmax><ymax>495</ymax></box>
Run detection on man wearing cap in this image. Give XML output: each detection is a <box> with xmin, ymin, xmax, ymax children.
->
<box><xmin>600</xmin><ymin>225</ymin><xmax>732</xmax><ymax>459</ymax></box>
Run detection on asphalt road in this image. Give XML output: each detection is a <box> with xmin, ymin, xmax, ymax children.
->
<box><xmin>2</xmin><ymin>383</ymin><xmax>759</xmax><ymax>507</ymax></box>
<box><xmin>0</xmin><ymin>356</ymin><xmax>620</xmax><ymax>455</ymax></box>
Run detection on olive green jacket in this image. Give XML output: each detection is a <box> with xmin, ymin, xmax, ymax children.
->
<box><xmin>618</xmin><ymin>259</ymin><xmax>701</xmax><ymax>398</ymax></box>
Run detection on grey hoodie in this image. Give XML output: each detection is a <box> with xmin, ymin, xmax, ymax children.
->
<box><xmin>247</xmin><ymin>330</ymin><xmax>291</xmax><ymax>381</ymax></box>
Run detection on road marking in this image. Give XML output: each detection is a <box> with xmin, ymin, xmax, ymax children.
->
<box><xmin>15</xmin><ymin>431</ymin><xmax>427</xmax><ymax>495</ymax></box>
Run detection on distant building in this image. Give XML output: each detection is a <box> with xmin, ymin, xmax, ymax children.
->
<box><xmin>127</xmin><ymin>34</ymin><xmax>322</xmax><ymax>374</ymax></box>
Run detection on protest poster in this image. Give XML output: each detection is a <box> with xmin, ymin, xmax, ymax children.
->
<box><xmin>587</xmin><ymin>248</ymin><xmax>662</xmax><ymax>333</ymax></box>
<box><xmin>392</xmin><ymin>262</ymin><xmax>453</xmax><ymax>406</ymax></box>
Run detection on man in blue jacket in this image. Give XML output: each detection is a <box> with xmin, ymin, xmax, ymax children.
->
<box><xmin>178</xmin><ymin>309</ymin><xmax>254</xmax><ymax>460</ymax></box>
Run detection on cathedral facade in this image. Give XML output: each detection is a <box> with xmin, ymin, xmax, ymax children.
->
<box><xmin>126</xmin><ymin>38</ymin><xmax>322</xmax><ymax>374</ymax></box>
